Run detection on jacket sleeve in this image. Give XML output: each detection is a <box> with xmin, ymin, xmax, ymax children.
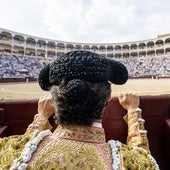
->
<box><xmin>25</xmin><ymin>114</ymin><xmax>53</xmax><ymax>135</ymax></box>
<box><xmin>123</xmin><ymin>109</ymin><xmax>150</xmax><ymax>153</ymax></box>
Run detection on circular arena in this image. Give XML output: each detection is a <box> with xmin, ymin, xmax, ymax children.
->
<box><xmin>0</xmin><ymin>28</ymin><xmax>170</xmax><ymax>99</ymax></box>
<box><xmin>0</xmin><ymin>29</ymin><xmax>170</xmax><ymax>170</ymax></box>
<box><xmin>0</xmin><ymin>28</ymin><xmax>170</xmax><ymax>80</ymax></box>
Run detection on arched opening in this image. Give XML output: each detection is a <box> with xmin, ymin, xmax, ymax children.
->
<box><xmin>123</xmin><ymin>53</ymin><xmax>129</xmax><ymax>58</ymax></box>
<box><xmin>165</xmin><ymin>48</ymin><xmax>170</xmax><ymax>55</ymax></box>
<box><xmin>47</xmin><ymin>42</ymin><xmax>56</xmax><ymax>49</ymax></box>
<box><xmin>115</xmin><ymin>45</ymin><xmax>121</xmax><ymax>51</ymax></box>
<box><xmin>107</xmin><ymin>45</ymin><xmax>113</xmax><ymax>52</ymax></box>
<box><xmin>57</xmin><ymin>43</ymin><xmax>65</xmax><ymax>51</ymax></box>
<box><xmin>37</xmin><ymin>49</ymin><xmax>46</xmax><ymax>57</ymax></box>
<box><xmin>156</xmin><ymin>40</ymin><xmax>163</xmax><ymax>47</ymax></box>
<box><xmin>99</xmin><ymin>46</ymin><xmax>106</xmax><ymax>52</ymax></box>
<box><xmin>156</xmin><ymin>49</ymin><xmax>164</xmax><ymax>55</ymax></box>
<box><xmin>83</xmin><ymin>45</ymin><xmax>90</xmax><ymax>51</ymax></box>
<box><xmin>13</xmin><ymin>35</ymin><xmax>25</xmax><ymax>44</ymax></box>
<box><xmin>130</xmin><ymin>44</ymin><xmax>137</xmax><ymax>50</ymax></box>
<box><xmin>37</xmin><ymin>40</ymin><xmax>46</xmax><ymax>48</ymax></box>
<box><xmin>0</xmin><ymin>31</ymin><xmax>12</xmax><ymax>41</ymax></box>
<box><xmin>25</xmin><ymin>48</ymin><xmax>36</xmax><ymax>56</ymax></box>
<box><xmin>66</xmin><ymin>44</ymin><xmax>74</xmax><ymax>51</ymax></box>
<box><xmin>122</xmin><ymin>45</ymin><xmax>129</xmax><ymax>51</ymax></box>
<box><xmin>147</xmin><ymin>41</ymin><xmax>154</xmax><ymax>48</ymax></box>
<box><xmin>75</xmin><ymin>45</ymin><xmax>82</xmax><ymax>50</ymax></box>
<box><xmin>165</xmin><ymin>38</ymin><xmax>170</xmax><ymax>45</ymax></box>
<box><xmin>115</xmin><ymin>53</ymin><xmax>121</xmax><ymax>58</ymax></box>
<box><xmin>138</xmin><ymin>43</ymin><xmax>146</xmax><ymax>49</ymax></box>
<box><xmin>147</xmin><ymin>50</ymin><xmax>155</xmax><ymax>56</ymax></box>
<box><xmin>26</xmin><ymin>38</ymin><xmax>36</xmax><ymax>46</ymax></box>
<box><xmin>139</xmin><ymin>51</ymin><xmax>146</xmax><ymax>57</ymax></box>
<box><xmin>107</xmin><ymin>53</ymin><xmax>113</xmax><ymax>58</ymax></box>
<box><xmin>91</xmin><ymin>46</ymin><xmax>98</xmax><ymax>52</ymax></box>
<box><xmin>0</xmin><ymin>43</ymin><xmax>11</xmax><ymax>53</ymax></box>
<box><xmin>47</xmin><ymin>51</ymin><xmax>56</xmax><ymax>58</ymax></box>
<box><xmin>57</xmin><ymin>52</ymin><xmax>65</xmax><ymax>57</ymax></box>
<box><xmin>131</xmin><ymin>52</ymin><xmax>138</xmax><ymax>57</ymax></box>
<box><xmin>13</xmin><ymin>46</ymin><xmax>24</xmax><ymax>55</ymax></box>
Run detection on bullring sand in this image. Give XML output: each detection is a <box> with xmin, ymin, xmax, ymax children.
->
<box><xmin>0</xmin><ymin>79</ymin><xmax>170</xmax><ymax>99</ymax></box>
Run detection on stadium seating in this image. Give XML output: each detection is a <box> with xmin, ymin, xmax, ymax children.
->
<box><xmin>118</xmin><ymin>56</ymin><xmax>170</xmax><ymax>77</ymax></box>
<box><xmin>0</xmin><ymin>54</ymin><xmax>45</xmax><ymax>79</ymax></box>
<box><xmin>0</xmin><ymin>54</ymin><xmax>170</xmax><ymax>79</ymax></box>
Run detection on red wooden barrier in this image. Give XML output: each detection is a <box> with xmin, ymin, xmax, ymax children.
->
<box><xmin>0</xmin><ymin>95</ymin><xmax>170</xmax><ymax>169</ymax></box>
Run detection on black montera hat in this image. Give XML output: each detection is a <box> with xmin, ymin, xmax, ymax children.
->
<box><xmin>38</xmin><ymin>50</ymin><xmax>128</xmax><ymax>91</ymax></box>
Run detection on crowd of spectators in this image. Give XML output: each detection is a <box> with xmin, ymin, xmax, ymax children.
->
<box><xmin>116</xmin><ymin>56</ymin><xmax>170</xmax><ymax>77</ymax></box>
<box><xmin>0</xmin><ymin>54</ymin><xmax>169</xmax><ymax>79</ymax></box>
<box><xmin>0</xmin><ymin>54</ymin><xmax>45</xmax><ymax>78</ymax></box>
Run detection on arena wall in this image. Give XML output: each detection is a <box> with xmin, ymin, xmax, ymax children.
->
<box><xmin>0</xmin><ymin>78</ymin><xmax>37</xmax><ymax>83</ymax></box>
<box><xmin>1</xmin><ymin>76</ymin><xmax>170</xmax><ymax>84</ymax></box>
<box><xmin>0</xmin><ymin>95</ymin><xmax>170</xmax><ymax>169</ymax></box>
<box><xmin>1</xmin><ymin>28</ymin><xmax>170</xmax><ymax>59</ymax></box>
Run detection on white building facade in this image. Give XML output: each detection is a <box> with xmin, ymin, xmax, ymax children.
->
<box><xmin>0</xmin><ymin>28</ymin><xmax>170</xmax><ymax>60</ymax></box>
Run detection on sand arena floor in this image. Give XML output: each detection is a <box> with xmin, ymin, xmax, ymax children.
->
<box><xmin>0</xmin><ymin>79</ymin><xmax>170</xmax><ymax>99</ymax></box>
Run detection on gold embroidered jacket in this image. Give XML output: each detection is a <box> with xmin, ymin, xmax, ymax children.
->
<box><xmin>0</xmin><ymin>111</ymin><xmax>159</xmax><ymax>170</ymax></box>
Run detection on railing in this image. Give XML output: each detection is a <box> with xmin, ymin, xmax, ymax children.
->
<box><xmin>0</xmin><ymin>95</ymin><xmax>170</xmax><ymax>169</ymax></box>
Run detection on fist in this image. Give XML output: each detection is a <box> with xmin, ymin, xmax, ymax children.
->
<box><xmin>118</xmin><ymin>93</ymin><xmax>140</xmax><ymax>111</ymax></box>
<box><xmin>38</xmin><ymin>93</ymin><xmax>55</xmax><ymax>119</ymax></box>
